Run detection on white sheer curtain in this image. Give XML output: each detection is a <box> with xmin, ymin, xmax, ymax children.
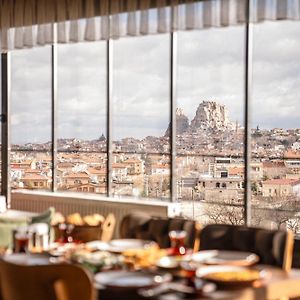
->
<box><xmin>0</xmin><ymin>0</ymin><xmax>299</xmax><ymax>51</ymax></box>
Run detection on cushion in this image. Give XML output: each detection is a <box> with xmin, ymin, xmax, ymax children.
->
<box><xmin>200</xmin><ymin>224</ymin><xmax>234</xmax><ymax>250</ymax></box>
<box><xmin>30</xmin><ymin>207</ymin><xmax>55</xmax><ymax>225</ymax></box>
<box><xmin>232</xmin><ymin>227</ymin><xmax>256</xmax><ymax>252</ymax></box>
<box><xmin>148</xmin><ymin>218</ymin><xmax>169</xmax><ymax>248</ymax></box>
<box><xmin>119</xmin><ymin>212</ymin><xmax>151</xmax><ymax>239</ymax></box>
<box><xmin>201</xmin><ymin>224</ymin><xmax>288</xmax><ymax>268</ymax></box>
<box><xmin>183</xmin><ymin>220</ymin><xmax>197</xmax><ymax>249</ymax></box>
<box><xmin>168</xmin><ymin>219</ymin><xmax>185</xmax><ymax>232</ymax></box>
<box><xmin>120</xmin><ymin>213</ymin><xmax>197</xmax><ymax>249</ymax></box>
<box><xmin>254</xmin><ymin>230</ymin><xmax>276</xmax><ymax>265</ymax></box>
<box><xmin>272</xmin><ymin>231</ymin><xmax>287</xmax><ymax>267</ymax></box>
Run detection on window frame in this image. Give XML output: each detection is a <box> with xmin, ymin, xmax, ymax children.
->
<box><xmin>0</xmin><ymin>1</ymin><xmax>253</xmax><ymax>224</ymax></box>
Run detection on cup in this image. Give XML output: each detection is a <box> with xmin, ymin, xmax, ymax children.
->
<box><xmin>14</xmin><ymin>232</ymin><xmax>30</xmax><ymax>253</ymax></box>
<box><xmin>169</xmin><ymin>230</ymin><xmax>186</xmax><ymax>256</ymax></box>
<box><xmin>57</xmin><ymin>223</ymin><xmax>74</xmax><ymax>243</ymax></box>
<box><xmin>28</xmin><ymin>223</ymin><xmax>50</xmax><ymax>253</ymax></box>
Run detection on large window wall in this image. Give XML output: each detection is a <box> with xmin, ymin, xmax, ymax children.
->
<box><xmin>177</xmin><ymin>26</ymin><xmax>245</xmax><ymax>224</ymax></box>
<box><xmin>4</xmin><ymin>1</ymin><xmax>300</xmax><ymax>230</ymax></box>
<box><xmin>57</xmin><ymin>42</ymin><xmax>107</xmax><ymax>195</ymax></box>
<box><xmin>112</xmin><ymin>34</ymin><xmax>170</xmax><ymax>199</ymax></box>
<box><xmin>11</xmin><ymin>47</ymin><xmax>52</xmax><ymax>191</ymax></box>
<box><xmin>251</xmin><ymin>21</ymin><xmax>300</xmax><ymax>232</ymax></box>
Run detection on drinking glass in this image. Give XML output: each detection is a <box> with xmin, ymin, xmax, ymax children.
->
<box><xmin>57</xmin><ymin>223</ymin><xmax>74</xmax><ymax>243</ymax></box>
<box><xmin>14</xmin><ymin>231</ymin><xmax>30</xmax><ymax>253</ymax></box>
<box><xmin>169</xmin><ymin>230</ymin><xmax>186</xmax><ymax>256</ymax></box>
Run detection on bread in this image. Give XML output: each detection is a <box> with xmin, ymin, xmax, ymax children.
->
<box><xmin>67</xmin><ymin>213</ymin><xmax>84</xmax><ymax>226</ymax></box>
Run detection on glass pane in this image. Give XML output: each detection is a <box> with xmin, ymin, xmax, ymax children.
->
<box><xmin>57</xmin><ymin>42</ymin><xmax>107</xmax><ymax>194</ymax></box>
<box><xmin>177</xmin><ymin>22</ymin><xmax>245</xmax><ymax>222</ymax></box>
<box><xmin>11</xmin><ymin>47</ymin><xmax>51</xmax><ymax>148</ymax></box>
<box><xmin>11</xmin><ymin>47</ymin><xmax>52</xmax><ymax>191</ymax></box>
<box><xmin>57</xmin><ymin>152</ymin><xmax>107</xmax><ymax>194</ymax></box>
<box><xmin>111</xmin><ymin>154</ymin><xmax>170</xmax><ymax>199</ymax></box>
<box><xmin>11</xmin><ymin>151</ymin><xmax>52</xmax><ymax>191</ymax></box>
<box><xmin>251</xmin><ymin>21</ymin><xmax>300</xmax><ymax>231</ymax></box>
<box><xmin>112</xmin><ymin>34</ymin><xmax>170</xmax><ymax>200</ymax></box>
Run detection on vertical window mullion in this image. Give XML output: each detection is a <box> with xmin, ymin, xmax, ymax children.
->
<box><xmin>1</xmin><ymin>53</ymin><xmax>11</xmax><ymax>207</ymax></box>
<box><xmin>107</xmin><ymin>39</ymin><xmax>113</xmax><ymax>197</ymax></box>
<box><xmin>244</xmin><ymin>0</ymin><xmax>253</xmax><ymax>225</ymax></box>
<box><xmin>51</xmin><ymin>40</ymin><xmax>58</xmax><ymax>192</ymax></box>
<box><xmin>171</xmin><ymin>31</ymin><xmax>177</xmax><ymax>203</ymax></box>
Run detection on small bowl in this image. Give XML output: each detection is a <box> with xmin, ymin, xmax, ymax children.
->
<box><xmin>156</xmin><ymin>256</ymin><xmax>180</xmax><ymax>269</ymax></box>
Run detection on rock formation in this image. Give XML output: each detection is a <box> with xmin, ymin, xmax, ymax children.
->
<box><xmin>190</xmin><ymin>101</ymin><xmax>234</xmax><ymax>131</ymax></box>
<box><xmin>165</xmin><ymin>108</ymin><xmax>189</xmax><ymax>136</ymax></box>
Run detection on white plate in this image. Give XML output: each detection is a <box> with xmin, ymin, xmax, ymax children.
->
<box><xmin>197</xmin><ymin>265</ymin><xmax>248</xmax><ymax>277</ymax></box>
<box><xmin>156</xmin><ymin>256</ymin><xmax>180</xmax><ymax>269</ymax></box>
<box><xmin>196</xmin><ymin>265</ymin><xmax>265</xmax><ymax>286</ymax></box>
<box><xmin>85</xmin><ymin>241</ymin><xmax>110</xmax><ymax>251</ymax></box>
<box><xmin>107</xmin><ymin>239</ymin><xmax>155</xmax><ymax>253</ymax></box>
<box><xmin>203</xmin><ymin>251</ymin><xmax>259</xmax><ymax>266</ymax></box>
<box><xmin>191</xmin><ymin>250</ymin><xmax>218</xmax><ymax>263</ymax></box>
<box><xmin>4</xmin><ymin>253</ymin><xmax>50</xmax><ymax>266</ymax></box>
<box><xmin>95</xmin><ymin>270</ymin><xmax>171</xmax><ymax>289</ymax></box>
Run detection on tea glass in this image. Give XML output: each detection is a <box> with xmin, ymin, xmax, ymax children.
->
<box><xmin>168</xmin><ymin>230</ymin><xmax>187</xmax><ymax>256</ymax></box>
<box><xmin>14</xmin><ymin>230</ymin><xmax>30</xmax><ymax>253</ymax></box>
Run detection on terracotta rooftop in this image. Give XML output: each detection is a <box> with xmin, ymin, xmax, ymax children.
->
<box><xmin>57</xmin><ymin>162</ymin><xmax>74</xmax><ymax>168</ymax></box>
<box><xmin>228</xmin><ymin>167</ymin><xmax>244</xmax><ymax>175</ymax></box>
<box><xmin>21</xmin><ymin>174</ymin><xmax>48</xmax><ymax>181</ymax></box>
<box><xmin>112</xmin><ymin>163</ymin><xmax>127</xmax><ymax>169</ymax></box>
<box><xmin>263</xmin><ymin>179</ymin><xmax>300</xmax><ymax>186</ymax></box>
<box><xmin>24</xmin><ymin>169</ymin><xmax>41</xmax><ymax>174</ymax></box>
<box><xmin>88</xmin><ymin>168</ymin><xmax>106</xmax><ymax>175</ymax></box>
<box><xmin>64</xmin><ymin>172</ymin><xmax>90</xmax><ymax>178</ymax></box>
<box><xmin>284</xmin><ymin>150</ymin><xmax>300</xmax><ymax>159</ymax></box>
<box><xmin>152</xmin><ymin>164</ymin><xmax>170</xmax><ymax>169</ymax></box>
<box><xmin>123</xmin><ymin>159</ymin><xmax>142</xmax><ymax>164</ymax></box>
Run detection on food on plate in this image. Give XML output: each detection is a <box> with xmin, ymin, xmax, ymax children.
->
<box><xmin>71</xmin><ymin>249</ymin><xmax>122</xmax><ymax>272</ymax></box>
<box><xmin>203</xmin><ymin>269</ymin><xmax>260</xmax><ymax>282</ymax></box>
<box><xmin>123</xmin><ymin>245</ymin><xmax>167</xmax><ymax>268</ymax></box>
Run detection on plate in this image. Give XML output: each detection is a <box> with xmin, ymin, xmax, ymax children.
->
<box><xmin>72</xmin><ymin>250</ymin><xmax>115</xmax><ymax>265</ymax></box>
<box><xmin>48</xmin><ymin>243</ymin><xmax>78</xmax><ymax>257</ymax></box>
<box><xmin>107</xmin><ymin>239</ymin><xmax>156</xmax><ymax>253</ymax></box>
<box><xmin>85</xmin><ymin>241</ymin><xmax>110</xmax><ymax>252</ymax></box>
<box><xmin>191</xmin><ymin>250</ymin><xmax>219</xmax><ymax>263</ymax></box>
<box><xmin>94</xmin><ymin>270</ymin><xmax>172</xmax><ymax>290</ymax></box>
<box><xmin>203</xmin><ymin>251</ymin><xmax>259</xmax><ymax>266</ymax></box>
<box><xmin>196</xmin><ymin>265</ymin><xmax>264</xmax><ymax>287</ymax></box>
<box><xmin>4</xmin><ymin>253</ymin><xmax>50</xmax><ymax>266</ymax></box>
<box><xmin>156</xmin><ymin>256</ymin><xmax>180</xmax><ymax>269</ymax></box>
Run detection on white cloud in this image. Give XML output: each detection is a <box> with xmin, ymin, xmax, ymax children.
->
<box><xmin>10</xmin><ymin>20</ymin><xmax>300</xmax><ymax>144</ymax></box>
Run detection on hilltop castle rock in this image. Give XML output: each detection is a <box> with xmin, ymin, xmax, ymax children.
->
<box><xmin>164</xmin><ymin>101</ymin><xmax>235</xmax><ymax>136</ymax></box>
<box><xmin>190</xmin><ymin>101</ymin><xmax>234</xmax><ymax>131</ymax></box>
<box><xmin>164</xmin><ymin>108</ymin><xmax>189</xmax><ymax>136</ymax></box>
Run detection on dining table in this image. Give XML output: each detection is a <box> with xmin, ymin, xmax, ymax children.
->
<box><xmin>2</xmin><ymin>241</ymin><xmax>300</xmax><ymax>300</ymax></box>
<box><xmin>95</xmin><ymin>265</ymin><xmax>300</xmax><ymax>300</ymax></box>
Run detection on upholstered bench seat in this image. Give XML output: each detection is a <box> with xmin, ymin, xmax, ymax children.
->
<box><xmin>120</xmin><ymin>212</ymin><xmax>197</xmax><ymax>249</ymax></box>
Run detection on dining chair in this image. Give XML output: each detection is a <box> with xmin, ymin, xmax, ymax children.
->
<box><xmin>0</xmin><ymin>260</ymin><xmax>96</xmax><ymax>300</ymax></box>
<box><xmin>199</xmin><ymin>224</ymin><xmax>294</xmax><ymax>271</ymax></box>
